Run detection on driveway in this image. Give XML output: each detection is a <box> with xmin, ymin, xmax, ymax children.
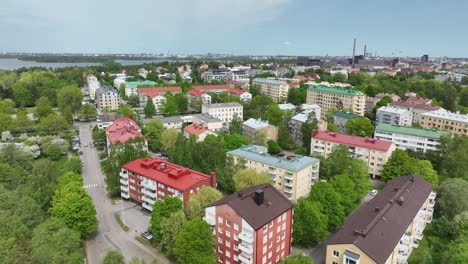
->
<box><xmin>79</xmin><ymin>122</ymin><xmax>172</xmax><ymax>264</ymax></box>
<box><xmin>113</xmin><ymin>199</ymin><xmax>152</xmax><ymax>234</ymax></box>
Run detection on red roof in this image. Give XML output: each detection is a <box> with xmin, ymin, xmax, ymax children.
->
<box><xmin>225</xmin><ymin>80</ymin><xmax>247</xmax><ymax>86</ymax></box>
<box><xmin>122</xmin><ymin>158</ymin><xmax>213</xmax><ymax>191</ymax></box>
<box><xmin>312</xmin><ymin>130</ymin><xmax>394</xmax><ymax>152</ymax></box>
<box><xmin>137</xmin><ymin>87</ymin><xmax>182</xmax><ymax>93</ymax></box>
<box><xmin>409</xmin><ymin>68</ymin><xmax>437</xmax><ymax>71</ymax></box>
<box><xmin>406</xmin><ymin>96</ymin><xmax>431</xmax><ymax>105</ymax></box>
<box><xmin>184</xmin><ymin>123</ymin><xmax>210</xmax><ymax>136</ymax></box>
<box><xmin>106</xmin><ymin>116</ymin><xmax>146</xmax><ymax>144</ymax></box>
<box><xmin>227</xmin><ymin>88</ymin><xmax>247</xmax><ymax>96</ymax></box>
<box><xmin>288</xmin><ymin>82</ymin><xmax>300</xmax><ymax>87</ymax></box>
<box><xmin>144</xmin><ymin>91</ymin><xmax>164</xmax><ymax>98</ymax></box>
<box><xmin>187</xmin><ymin>89</ymin><xmax>206</xmax><ymax>96</ymax></box>
<box><xmin>192</xmin><ymin>85</ymin><xmax>230</xmax><ymax>91</ymax></box>
<box><xmin>390</xmin><ymin>100</ymin><xmax>441</xmax><ymax>111</ymax></box>
<box><xmin>294</xmin><ymin>75</ymin><xmax>315</xmax><ymax>81</ymax></box>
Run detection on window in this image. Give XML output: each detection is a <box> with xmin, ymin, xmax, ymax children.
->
<box><xmin>262</xmin><ymin>256</ymin><xmax>267</xmax><ymax>264</ymax></box>
<box><xmin>234</xmin><ymin>224</ymin><xmax>239</xmax><ymax>231</ymax></box>
<box><xmin>218</xmin><ymin>217</ymin><xmax>223</xmax><ymax>223</ymax></box>
<box><xmin>268</xmin><ymin>252</ymin><xmax>272</xmax><ymax>259</ymax></box>
<box><xmin>234</xmin><ymin>234</ymin><xmax>239</xmax><ymax>241</ymax></box>
<box><xmin>345</xmin><ymin>259</ymin><xmax>357</xmax><ymax>264</ymax></box>
<box><xmin>263</xmin><ymin>236</ymin><xmax>267</xmax><ymax>244</ymax></box>
<box><xmin>226</xmin><ymin>220</ymin><xmax>231</xmax><ymax>227</ymax></box>
<box><xmin>269</xmin><ymin>222</ymin><xmax>273</xmax><ymax>228</ymax></box>
<box><xmin>226</xmin><ymin>241</ymin><xmax>231</xmax><ymax>248</ymax></box>
<box><xmin>218</xmin><ymin>237</ymin><xmax>223</xmax><ymax>243</ymax></box>
<box><xmin>226</xmin><ymin>251</ymin><xmax>231</xmax><ymax>257</ymax></box>
<box><xmin>218</xmin><ymin>256</ymin><xmax>223</xmax><ymax>262</ymax></box>
<box><xmin>263</xmin><ymin>246</ymin><xmax>267</xmax><ymax>254</ymax></box>
<box><xmin>333</xmin><ymin>251</ymin><xmax>339</xmax><ymax>257</ymax></box>
<box><xmin>218</xmin><ymin>246</ymin><xmax>224</xmax><ymax>253</ymax></box>
<box><xmin>234</xmin><ymin>255</ymin><xmax>238</xmax><ymax>261</ymax></box>
<box><xmin>226</xmin><ymin>231</ymin><xmax>231</xmax><ymax>237</ymax></box>
<box><xmin>263</xmin><ymin>226</ymin><xmax>267</xmax><ymax>232</ymax></box>
<box><xmin>218</xmin><ymin>227</ymin><xmax>223</xmax><ymax>234</ymax></box>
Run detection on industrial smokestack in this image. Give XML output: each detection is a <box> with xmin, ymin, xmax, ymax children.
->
<box><xmin>352</xmin><ymin>38</ymin><xmax>356</xmax><ymax>68</ymax></box>
<box><xmin>364</xmin><ymin>45</ymin><xmax>367</xmax><ymax>59</ymax></box>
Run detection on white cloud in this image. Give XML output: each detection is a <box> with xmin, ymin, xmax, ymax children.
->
<box><xmin>283</xmin><ymin>41</ymin><xmax>292</xmax><ymax>46</ymax></box>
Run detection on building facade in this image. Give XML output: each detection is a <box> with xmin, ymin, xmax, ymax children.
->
<box><xmin>136</xmin><ymin>87</ymin><xmax>182</xmax><ymax>105</ymax></box>
<box><xmin>242</xmin><ymin>118</ymin><xmax>278</xmax><ymax>144</ymax></box>
<box><xmin>193</xmin><ymin>85</ymin><xmax>232</xmax><ymax>94</ymax></box>
<box><xmin>105</xmin><ymin>116</ymin><xmax>147</xmax><ymax>155</ymax></box>
<box><xmin>86</xmin><ymin>74</ymin><xmax>101</xmax><ymax>101</ymax></box>
<box><xmin>390</xmin><ymin>101</ymin><xmax>442</xmax><ymax>123</ymax></box>
<box><xmin>183</xmin><ymin>123</ymin><xmax>217</xmax><ymax>141</ymax></box>
<box><xmin>311</xmin><ymin>130</ymin><xmax>395</xmax><ymax>178</ymax></box>
<box><xmin>326</xmin><ymin>175</ymin><xmax>435</xmax><ymax>264</ymax></box>
<box><xmin>252</xmin><ymin>78</ymin><xmax>290</xmax><ymax>102</ymax></box>
<box><xmin>205</xmin><ymin>184</ymin><xmax>294</xmax><ymax>264</ymax></box>
<box><xmin>96</xmin><ymin>86</ymin><xmax>120</xmax><ymax>112</ymax></box>
<box><xmin>97</xmin><ymin>112</ymin><xmax>122</xmax><ymax>129</ymax></box>
<box><xmin>120</xmin><ymin>158</ymin><xmax>217</xmax><ymax>210</ymax></box>
<box><xmin>227</xmin><ymin>145</ymin><xmax>320</xmax><ymax>200</ymax></box>
<box><xmin>419</xmin><ymin>110</ymin><xmax>468</xmax><ymax>136</ymax></box>
<box><xmin>333</xmin><ymin>111</ymin><xmax>359</xmax><ymax>133</ymax></box>
<box><xmin>227</xmin><ymin>88</ymin><xmax>252</xmax><ymax>102</ymax></box>
<box><xmin>202</xmin><ymin>103</ymin><xmax>243</xmax><ymax>126</ymax></box>
<box><xmin>374</xmin><ymin>123</ymin><xmax>450</xmax><ymax>152</ymax></box>
<box><xmin>187</xmin><ymin>89</ymin><xmax>212</xmax><ymax>109</ymax></box>
<box><xmin>306</xmin><ymin>86</ymin><xmax>366</xmax><ymax>117</ymax></box>
<box><xmin>376</xmin><ymin>106</ymin><xmax>413</xmax><ymax>126</ymax></box>
<box><xmin>123</xmin><ymin>81</ymin><xmax>158</xmax><ymax>97</ymax></box>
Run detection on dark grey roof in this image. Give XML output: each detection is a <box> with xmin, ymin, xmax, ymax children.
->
<box><xmin>192</xmin><ymin>113</ymin><xmax>222</xmax><ymax>123</ymax></box>
<box><xmin>96</xmin><ymin>86</ymin><xmax>118</xmax><ymax>95</ymax></box>
<box><xmin>327</xmin><ymin>175</ymin><xmax>434</xmax><ymax>264</ymax></box>
<box><xmin>208</xmin><ymin>183</ymin><xmax>293</xmax><ymax>230</ymax></box>
<box><xmin>98</xmin><ymin>112</ymin><xmax>123</xmax><ymax>123</ymax></box>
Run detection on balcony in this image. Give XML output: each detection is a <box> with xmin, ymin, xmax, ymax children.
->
<box><xmin>284</xmin><ymin>187</ymin><xmax>293</xmax><ymax>194</ymax></box>
<box><xmin>142</xmin><ymin>181</ymin><xmax>156</xmax><ymax>190</ymax></box>
<box><xmin>284</xmin><ymin>181</ymin><xmax>293</xmax><ymax>188</ymax></box>
<box><xmin>120</xmin><ymin>185</ymin><xmax>129</xmax><ymax>192</ymax></box>
<box><xmin>119</xmin><ymin>172</ymin><xmax>128</xmax><ymax>178</ymax></box>
<box><xmin>142</xmin><ymin>188</ymin><xmax>156</xmax><ymax>197</ymax></box>
<box><xmin>142</xmin><ymin>202</ymin><xmax>153</xmax><ymax>211</ymax></box>
<box><xmin>142</xmin><ymin>195</ymin><xmax>156</xmax><ymax>205</ymax></box>
<box><xmin>239</xmin><ymin>243</ymin><xmax>253</xmax><ymax>254</ymax></box>
<box><xmin>429</xmin><ymin>192</ymin><xmax>436</xmax><ymax>199</ymax></box>
<box><xmin>239</xmin><ymin>232</ymin><xmax>254</xmax><ymax>243</ymax></box>
<box><xmin>284</xmin><ymin>173</ymin><xmax>293</xmax><ymax>180</ymax></box>
<box><xmin>238</xmin><ymin>253</ymin><xmax>253</xmax><ymax>264</ymax></box>
<box><xmin>121</xmin><ymin>191</ymin><xmax>130</xmax><ymax>199</ymax></box>
<box><xmin>120</xmin><ymin>178</ymin><xmax>128</xmax><ymax>185</ymax></box>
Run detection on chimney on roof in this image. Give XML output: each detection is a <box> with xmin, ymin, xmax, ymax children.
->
<box><xmin>397</xmin><ymin>196</ymin><xmax>405</xmax><ymax>206</ymax></box>
<box><xmin>238</xmin><ymin>191</ymin><xmax>243</xmax><ymax>197</ymax></box>
<box><xmin>254</xmin><ymin>190</ymin><xmax>264</xmax><ymax>206</ymax></box>
<box><xmin>129</xmin><ymin>114</ymin><xmax>133</xmax><ymax>120</ymax></box>
<box><xmin>210</xmin><ymin>172</ymin><xmax>217</xmax><ymax>188</ymax></box>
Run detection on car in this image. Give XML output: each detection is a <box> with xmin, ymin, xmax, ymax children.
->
<box><xmin>370</xmin><ymin>190</ymin><xmax>378</xmax><ymax>196</ymax></box>
<box><xmin>79</xmin><ymin>151</ymin><xmax>83</xmax><ymax>155</ymax></box>
<box><xmin>141</xmin><ymin>231</ymin><xmax>153</xmax><ymax>241</ymax></box>
<box><xmin>83</xmin><ymin>143</ymin><xmax>88</xmax><ymax>147</ymax></box>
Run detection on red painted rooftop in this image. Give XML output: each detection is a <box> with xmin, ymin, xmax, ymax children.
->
<box><xmin>227</xmin><ymin>88</ymin><xmax>247</xmax><ymax>95</ymax></box>
<box><xmin>192</xmin><ymin>85</ymin><xmax>231</xmax><ymax>90</ymax></box>
<box><xmin>137</xmin><ymin>87</ymin><xmax>182</xmax><ymax>93</ymax></box>
<box><xmin>225</xmin><ymin>80</ymin><xmax>247</xmax><ymax>86</ymax></box>
<box><xmin>106</xmin><ymin>116</ymin><xmax>146</xmax><ymax>144</ymax></box>
<box><xmin>288</xmin><ymin>82</ymin><xmax>300</xmax><ymax>87</ymax></box>
<box><xmin>184</xmin><ymin>123</ymin><xmax>209</xmax><ymax>136</ymax></box>
<box><xmin>143</xmin><ymin>91</ymin><xmax>164</xmax><ymax>98</ymax></box>
<box><xmin>390</xmin><ymin>100</ymin><xmax>441</xmax><ymax>111</ymax></box>
<box><xmin>122</xmin><ymin>158</ymin><xmax>212</xmax><ymax>191</ymax></box>
<box><xmin>187</xmin><ymin>89</ymin><xmax>206</xmax><ymax>96</ymax></box>
<box><xmin>312</xmin><ymin>130</ymin><xmax>394</xmax><ymax>152</ymax></box>
<box><xmin>405</xmin><ymin>96</ymin><xmax>432</xmax><ymax>104</ymax></box>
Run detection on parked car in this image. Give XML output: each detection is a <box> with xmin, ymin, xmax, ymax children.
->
<box><xmin>370</xmin><ymin>190</ymin><xmax>378</xmax><ymax>196</ymax></box>
<box><xmin>141</xmin><ymin>231</ymin><xmax>153</xmax><ymax>241</ymax></box>
<box><xmin>79</xmin><ymin>151</ymin><xmax>83</xmax><ymax>155</ymax></box>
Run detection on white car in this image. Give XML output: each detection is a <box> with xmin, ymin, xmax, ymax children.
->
<box><xmin>370</xmin><ymin>190</ymin><xmax>378</xmax><ymax>196</ymax></box>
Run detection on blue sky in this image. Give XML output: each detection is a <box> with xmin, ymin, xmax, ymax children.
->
<box><xmin>1</xmin><ymin>0</ymin><xmax>467</xmax><ymax>57</ymax></box>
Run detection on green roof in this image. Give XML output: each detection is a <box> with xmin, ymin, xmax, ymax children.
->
<box><xmin>334</xmin><ymin>111</ymin><xmax>359</xmax><ymax>119</ymax></box>
<box><xmin>375</xmin><ymin>123</ymin><xmax>450</xmax><ymax>139</ymax></box>
<box><xmin>307</xmin><ymin>85</ymin><xmax>365</xmax><ymax>96</ymax></box>
<box><xmin>125</xmin><ymin>81</ymin><xmax>157</xmax><ymax>88</ymax></box>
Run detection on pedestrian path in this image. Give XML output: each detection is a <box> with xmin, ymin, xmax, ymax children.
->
<box><xmin>83</xmin><ymin>184</ymin><xmax>106</xmax><ymax>189</ymax></box>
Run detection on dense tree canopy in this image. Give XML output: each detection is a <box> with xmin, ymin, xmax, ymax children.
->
<box><xmin>172</xmin><ymin>219</ymin><xmax>216</xmax><ymax>264</ymax></box>
<box><xmin>233</xmin><ymin>168</ymin><xmax>272</xmax><ymax>191</ymax></box>
<box><xmin>185</xmin><ymin>187</ymin><xmax>222</xmax><ymax>219</ymax></box>
<box><xmin>345</xmin><ymin>116</ymin><xmax>374</xmax><ymax>137</ymax></box>
<box><xmin>150</xmin><ymin>196</ymin><xmax>183</xmax><ymax>243</ymax></box>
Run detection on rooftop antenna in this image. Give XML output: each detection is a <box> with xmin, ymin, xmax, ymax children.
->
<box><xmin>364</xmin><ymin>45</ymin><xmax>367</xmax><ymax>59</ymax></box>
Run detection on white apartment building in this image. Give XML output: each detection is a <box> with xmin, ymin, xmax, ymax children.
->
<box><xmin>374</xmin><ymin>123</ymin><xmax>451</xmax><ymax>152</ymax></box>
<box><xmin>252</xmin><ymin>78</ymin><xmax>290</xmax><ymax>102</ymax></box>
<box><xmin>311</xmin><ymin>130</ymin><xmax>396</xmax><ymax>178</ymax></box>
<box><xmin>86</xmin><ymin>75</ymin><xmax>101</xmax><ymax>101</ymax></box>
<box><xmin>202</xmin><ymin>103</ymin><xmax>243</xmax><ymax>126</ymax></box>
<box><xmin>376</xmin><ymin>106</ymin><xmax>413</xmax><ymax>126</ymax></box>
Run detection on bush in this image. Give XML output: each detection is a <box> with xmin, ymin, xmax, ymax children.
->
<box><xmin>67</xmin><ymin>156</ymin><xmax>82</xmax><ymax>174</ymax></box>
<box><xmin>44</xmin><ymin>145</ymin><xmax>63</xmax><ymax>160</ymax></box>
<box><xmin>99</xmin><ymin>152</ymin><xmax>107</xmax><ymax>160</ymax></box>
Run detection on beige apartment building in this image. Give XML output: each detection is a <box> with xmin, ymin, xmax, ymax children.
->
<box><xmin>306</xmin><ymin>85</ymin><xmax>366</xmax><ymax>117</ymax></box>
<box><xmin>311</xmin><ymin>130</ymin><xmax>395</xmax><ymax>178</ymax></box>
<box><xmin>326</xmin><ymin>174</ymin><xmax>435</xmax><ymax>264</ymax></box>
<box><xmin>242</xmin><ymin>118</ymin><xmax>278</xmax><ymax>145</ymax></box>
<box><xmin>227</xmin><ymin>144</ymin><xmax>320</xmax><ymax>201</ymax></box>
<box><xmin>419</xmin><ymin>110</ymin><xmax>468</xmax><ymax>136</ymax></box>
<box><xmin>252</xmin><ymin>78</ymin><xmax>290</xmax><ymax>102</ymax></box>
<box><xmin>96</xmin><ymin>86</ymin><xmax>120</xmax><ymax>112</ymax></box>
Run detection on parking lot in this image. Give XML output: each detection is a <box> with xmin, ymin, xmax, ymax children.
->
<box><xmin>113</xmin><ymin>199</ymin><xmax>152</xmax><ymax>235</ymax></box>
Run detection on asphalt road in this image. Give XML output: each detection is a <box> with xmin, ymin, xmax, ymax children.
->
<box><xmin>79</xmin><ymin>122</ymin><xmax>171</xmax><ymax>264</ymax></box>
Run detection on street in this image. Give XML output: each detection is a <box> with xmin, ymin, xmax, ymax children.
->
<box><xmin>79</xmin><ymin>122</ymin><xmax>171</xmax><ymax>264</ymax></box>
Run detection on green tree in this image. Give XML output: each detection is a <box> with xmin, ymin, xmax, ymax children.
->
<box><xmin>38</xmin><ymin>113</ymin><xmax>69</xmax><ymax>134</ymax></box>
<box><xmin>217</xmin><ymin>132</ymin><xmax>249</xmax><ymax>152</ymax></box>
<box><xmin>278</xmin><ymin>123</ymin><xmax>294</xmax><ymax>150</ymax></box>
<box><xmin>144</xmin><ymin>97</ymin><xmax>157</xmax><ymax>117</ymax></box>
<box><xmin>414</xmin><ymin>160</ymin><xmax>439</xmax><ymax>186</ymax></box>
<box><xmin>280</xmin><ymin>253</ymin><xmax>315</xmax><ymax>264</ymax></box>
<box><xmin>34</xmin><ymin>96</ymin><xmax>54</xmax><ymax>119</ymax></box>
<box><xmin>439</xmin><ymin>135</ymin><xmax>468</xmax><ymax>181</ymax></box>
<box><xmin>0</xmin><ymin>99</ymin><xmax>16</xmax><ymax>114</ymax></box>
<box><xmin>229</xmin><ymin>113</ymin><xmax>243</xmax><ymax>134</ymax></box>
<box><xmin>49</xmin><ymin>181</ymin><xmax>98</xmax><ymax>238</ymax></box>
<box><xmin>14</xmin><ymin>111</ymin><xmax>34</xmax><ymax>133</ymax></box>
<box><xmin>292</xmin><ymin>199</ymin><xmax>329</xmax><ymax>245</ymax></box>
<box><xmin>57</xmin><ymin>85</ymin><xmax>83</xmax><ymax>113</ymax></box>
<box><xmin>267</xmin><ymin>140</ymin><xmax>281</xmax><ymax>154</ymax></box>
<box><xmin>327</xmin><ymin>123</ymin><xmax>339</xmax><ymax>132</ymax></box>
<box><xmin>31</xmin><ymin>217</ymin><xmax>83</xmax><ymax>264</ymax></box>
<box><xmin>163</xmin><ymin>96</ymin><xmax>179</xmax><ymax>116</ymax></box>
<box><xmin>233</xmin><ymin>168</ymin><xmax>272</xmax><ymax>191</ymax></box>
<box><xmin>161</xmin><ymin>129</ymin><xmax>179</xmax><ymax>154</ymax></box>
<box><xmin>381</xmin><ymin>149</ymin><xmax>415</xmax><ymax>182</ymax></box>
<box><xmin>172</xmin><ymin>219</ymin><xmax>216</xmax><ymax>264</ymax></box>
<box><xmin>160</xmin><ymin>210</ymin><xmax>186</xmax><ymax>252</ymax></box>
<box><xmin>330</xmin><ymin>173</ymin><xmax>360</xmax><ymax>214</ymax></box>
<box><xmin>103</xmin><ymin>250</ymin><xmax>125</xmax><ymax>264</ymax></box>
<box><xmin>301</xmin><ymin>113</ymin><xmax>318</xmax><ymax>153</ymax></box>
<box><xmin>345</xmin><ymin>117</ymin><xmax>374</xmax><ymax>137</ymax></box>
<box><xmin>12</xmin><ymin>84</ymin><xmax>35</xmax><ymax>107</ymax></box>
<box><xmin>127</xmin><ymin>94</ymin><xmax>140</xmax><ymax>107</ymax></box>
<box><xmin>0</xmin><ymin>113</ymin><xmax>14</xmax><ymax>133</ymax></box>
<box><xmin>308</xmin><ymin>182</ymin><xmax>345</xmax><ymax>229</ymax></box>
<box><xmin>373</xmin><ymin>96</ymin><xmax>393</xmax><ymax>114</ymax></box>
<box><xmin>79</xmin><ymin>104</ymin><xmax>98</xmax><ymax>120</ymax></box>
<box><xmin>252</xmin><ymin>130</ymin><xmax>267</xmax><ymax>146</ymax></box>
<box><xmin>185</xmin><ymin>187</ymin><xmax>222</xmax><ymax>219</ymax></box>
<box><xmin>437</xmin><ymin>178</ymin><xmax>468</xmax><ymax>219</ymax></box>
<box><xmin>150</xmin><ymin>196</ymin><xmax>183</xmax><ymax>243</ymax></box>
<box><xmin>142</xmin><ymin>119</ymin><xmax>165</xmax><ymax>152</ymax></box>
<box><xmin>174</xmin><ymin>93</ymin><xmax>188</xmax><ymax>113</ymax></box>
<box><xmin>263</xmin><ymin>104</ymin><xmax>283</xmax><ymax>126</ymax></box>
<box><xmin>44</xmin><ymin>144</ymin><xmax>63</xmax><ymax>160</ymax></box>
<box><xmin>444</xmin><ymin>239</ymin><xmax>468</xmax><ymax>264</ymax></box>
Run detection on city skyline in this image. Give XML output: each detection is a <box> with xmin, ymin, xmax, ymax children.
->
<box><xmin>1</xmin><ymin>0</ymin><xmax>468</xmax><ymax>57</ymax></box>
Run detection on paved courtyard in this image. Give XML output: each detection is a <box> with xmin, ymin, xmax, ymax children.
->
<box><xmin>113</xmin><ymin>199</ymin><xmax>152</xmax><ymax>235</ymax></box>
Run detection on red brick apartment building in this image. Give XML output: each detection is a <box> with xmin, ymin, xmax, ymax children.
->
<box><xmin>205</xmin><ymin>183</ymin><xmax>294</xmax><ymax>264</ymax></box>
<box><xmin>120</xmin><ymin>158</ymin><xmax>216</xmax><ymax>210</ymax></box>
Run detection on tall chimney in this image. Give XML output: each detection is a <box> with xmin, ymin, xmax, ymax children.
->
<box><xmin>352</xmin><ymin>38</ymin><xmax>356</xmax><ymax>68</ymax></box>
<box><xmin>254</xmin><ymin>190</ymin><xmax>264</xmax><ymax>206</ymax></box>
<box><xmin>364</xmin><ymin>45</ymin><xmax>367</xmax><ymax>59</ymax></box>
<box><xmin>210</xmin><ymin>172</ymin><xmax>217</xmax><ymax>188</ymax></box>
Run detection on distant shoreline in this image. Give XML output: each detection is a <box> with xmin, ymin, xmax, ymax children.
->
<box><xmin>10</xmin><ymin>55</ymin><xmax>161</xmax><ymax>63</ymax></box>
